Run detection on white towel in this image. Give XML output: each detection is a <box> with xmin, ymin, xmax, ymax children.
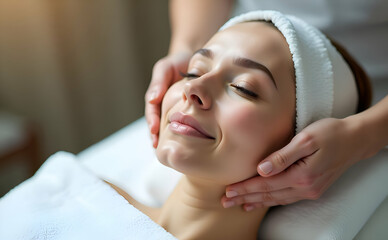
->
<box><xmin>0</xmin><ymin>152</ymin><xmax>176</xmax><ymax>240</ymax></box>
<box><xmin>220</xmin><ymin>10</ymin><xmax>359</xmax><ymax>133</ymax></box>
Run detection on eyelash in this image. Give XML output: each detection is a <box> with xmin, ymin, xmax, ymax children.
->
<box><xmin>230</xmin><ymin>83</ymin><xmax>258</xmax><ymax>98</ymax></box>
<box><xmin>179</xmin><ymin>71</ymin><xmax>199</xmax><ymax>79</ymax></box>
<box><xmin>179</xmin><ymin>71</ymin><xmax>258</xmax><ymax>99</ymax></box>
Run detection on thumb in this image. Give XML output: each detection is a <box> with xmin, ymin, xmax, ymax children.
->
<box><xmin>257</xmin><ymin>133</ymin><xmax>318</xmax><ymax>176</ymax></box>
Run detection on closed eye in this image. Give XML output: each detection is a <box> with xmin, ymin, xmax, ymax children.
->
<box><xmin>180</xmin><ymin>71</ymin><xmax>259</xmax><ymax>99</ymax></box>
<box><xmin>179</xmin><ymin>71</ymin><xmax>200</xmax><ymax>79</ymax></box>
<box><xmin>230</xmin><ymin>83</ymin><xmax>258</xmax><ymax>99</ymax></box>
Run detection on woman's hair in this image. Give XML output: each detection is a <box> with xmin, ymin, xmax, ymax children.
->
<box><xmin>329</xmin><ymin>38</ymin><xmax>373</xmax><ymax>112</ymax></box>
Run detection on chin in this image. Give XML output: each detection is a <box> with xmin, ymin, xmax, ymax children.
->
<box><xmin>156</xmin><ymin>139</ymin><xmax>202</xmax><ymax>174</ymax></box>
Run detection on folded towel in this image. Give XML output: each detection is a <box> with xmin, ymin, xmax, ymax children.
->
<box><xmin>0</xmin><ymin>152</ymin><xmax>176</xmax><ymax>240</ymax></box>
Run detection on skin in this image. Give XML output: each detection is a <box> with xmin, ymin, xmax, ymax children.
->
<box><xmin>156</xmin><ymin>22</ymin><xmax>295</xmax><ymax>185</ymax></box>
<box><xmin>145</xmin><ymin>0</ymin><xmax>388</xmax><ymax>210</ymax></box>
<box><xmin>113</xmin><ymin>22</ymin><xmax>295</xmax><ymax>239</ymax></box>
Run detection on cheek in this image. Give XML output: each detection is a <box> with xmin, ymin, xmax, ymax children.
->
<box><xmin>215</xmin><ymin>104</ymin><xmax>272</xmax><ymax>182</ymax></box>
<box><xmin>220</xmin><ymin>104</ymin><xmax>273</xmax><ymax>152</ymax></box>
<box><xmin>160</xmin><ymin>82</ymin><xmax>185</xmax><ymax>130</ymax></box>
<box><xmin>157</xmin><ymin>82</ymin><xmax>184</xmax><ymax>162</ymax></box>
<box><xmin>222</xmin><ymin>103</ymin><xmax>292</xmax><ymax>153</ymax></box>
<box><xmin>215</xmin><ymin>102</ymin><xmax>292</xmax><ymax>184</ymax></box>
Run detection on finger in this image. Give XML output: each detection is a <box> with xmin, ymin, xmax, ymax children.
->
<box><xmin>226</xmin><ymin>171</ymin><xmax>293</xmax><ymax>197</ymax></box>
<box><xmin>257</xmin><ymin>132</ymin><xmax>319</xmax><ymax>176</ymax></box>
<box><xmin>243</xmin><ymin>197</ymin><xmax>301</xmax><ymax>211</ymax></box>
<box><xmin>294</xmin><ymin>167</ymin><xmax>335</xmax><ymax>201</ymax></box>
<box><xmin>223</xmin><ymin>187</ymin><xmax>299</xmax><ymax>207</ymax></box>
<box><xmin>145</xmin><ymin>60</ymin><xmax>175</xmax><ymax>135</ymax></box>
<box><xmin>145</xmin><ymin>83</ymin><xmax>169</xmax><ymax>105</ymax></box>
<box><xmin>146</xmin><ymin>60</ymin><xmax>174</xmax><ymax>104</ymax></box>
<box><xmin>145</xmin><ymin>103</ymin><xmax>161</xmax><ymax>135</ymax></box>
<box><xmin>151</xmin><ymin>134</ymin><xmax>159</xmax><ymax>149</ymax></box>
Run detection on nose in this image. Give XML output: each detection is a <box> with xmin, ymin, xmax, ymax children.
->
<box><xmin>183</xmin><ymin>77</ymin><xmax>212</xmax><ymax>110</ymax></box>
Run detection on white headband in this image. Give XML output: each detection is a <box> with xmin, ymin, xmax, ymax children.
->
<box><xmin>220</xmin><ymin>10</ymin><xmax>358</xmax><ymax>133</ymax></box>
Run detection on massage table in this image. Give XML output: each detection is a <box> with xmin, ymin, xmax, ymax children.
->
<box><xmin>76</xmin><ymin>117</ymin><xmax>388</xmax><ymax>240</ymax></box>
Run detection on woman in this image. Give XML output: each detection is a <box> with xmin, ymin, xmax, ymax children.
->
<box><xmin>108</xmin><ymin>11</ymin><xmax>371</xmax><ymax>239</ymax></box>
<box><xmin>146</xmin><ymin>0</ymin><xmax>388</xmax><ymax>211</ymax></box>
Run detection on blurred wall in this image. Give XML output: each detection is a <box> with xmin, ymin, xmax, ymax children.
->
<box><xmin>0</xmin><ymin>0</ymin><xmax>170</xmax><ymax>161</ymax></box>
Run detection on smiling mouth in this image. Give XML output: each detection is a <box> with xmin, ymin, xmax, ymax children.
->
<box><xmin>168</xmin><ymin>112</ymin><xmax>215</xmax><ymax>139</ymax></box>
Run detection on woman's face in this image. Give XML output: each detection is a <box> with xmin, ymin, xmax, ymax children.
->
<box><xmin>156</xmin><ymin>22</ymin><xmax>295</xmax><ymax>185</ymax></box>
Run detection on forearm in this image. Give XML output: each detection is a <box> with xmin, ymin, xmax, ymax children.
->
<box><xmin>346</xmin><ymin>95</ymin><xmax>388</xmax><ymax>161</ymax></box>
<box><xmin>168</xmin><ymin>0</ymin><xmax>234</xmax><ymax>54</ymax></box>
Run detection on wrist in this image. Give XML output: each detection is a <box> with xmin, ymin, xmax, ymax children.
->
<box><xmin>339</xmin><ymin>116</ymin><xmax>362</xmax><ymax>166</ymax></box>
<box><xmin>343</xmin><ymin>112</ymin><xmax>379</xmax><ymax>162</ymax></box>
<box><xmin>168</xmin><ymin>38</ymin><xmax>199</xmax><ymax>56</ymax></box>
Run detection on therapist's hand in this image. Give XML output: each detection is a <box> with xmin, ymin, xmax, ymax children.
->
<box><xmin>145</xmin><ymin>52</ymin><xmax>192</xmax><ymax>148</ymax></box>
<box><xmin>222</xmin><ymin>117</ymin><xmax>368</xmax><ymax>211</ymax></box>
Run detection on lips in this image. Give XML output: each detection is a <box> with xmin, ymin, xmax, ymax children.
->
<box><xmin>168</xmin><ymin>112</ymin><xmax>215</xmax><ymax>139</ymax></box>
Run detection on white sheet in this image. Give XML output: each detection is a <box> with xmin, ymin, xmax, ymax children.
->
<box><xmin>0</xmin><ymin>151</ymin><xmax>176</xmax><ymax>240</ymax></box>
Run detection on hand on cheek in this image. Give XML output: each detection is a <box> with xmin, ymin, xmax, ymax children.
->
<box><xmin>145</xmin><ymin>52</ymin><xmax>192</xmax><ymax>148</ymax></box>
<box><xmin>221</xmin><ymin>118</ymin><xmax>360</xmax><ymax>211</ymax></box>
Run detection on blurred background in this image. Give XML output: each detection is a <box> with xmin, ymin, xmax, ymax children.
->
<box><xmin>0</xmin><ymin>0</ymin><xmax>170</xmax><ymax>196</ymax></box>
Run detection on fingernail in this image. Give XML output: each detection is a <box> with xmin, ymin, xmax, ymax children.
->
<box><xmin>226</xmin><ymin>191</ymin><xmax>238</xmax><ymax>198</ymax></box>
<box><xmin>223</xmin><ymin>201</ymin><xmax>235</xmax><ymax>208</ymax></box>
<box><xmin>259</xmin><ymin>162</ymin><xmax>273</xmax><ymax>174</ymax></box>
<box><xmin>148</xmin><ymin>91</ymin><xmax>157</xmax><ymax>102</ymax></box>
<box><xmin>245</xmin><ymin>205</ymin><xmax>254</xmax><ymax>212</ymax></box>
<box><xmin>151</xmin><ymin>135</ymin><xmax>157</xmax><ymax>148</ymax></box>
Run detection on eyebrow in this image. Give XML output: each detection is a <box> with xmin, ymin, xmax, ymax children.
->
<box><xmin>193</xmin><ymin>48</ymin><xmax>277</xmax><ymax>89</ymax></box>
<box><xmin>193</xmin><ymin>48</ymin><xmax>214</xmax><ymax>59</ymax></box>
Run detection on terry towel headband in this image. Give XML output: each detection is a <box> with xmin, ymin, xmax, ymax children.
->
<box><xmin>220</xmin><ymin>10</ymin><xmax>358</xmax><ymax>133</ymax></box>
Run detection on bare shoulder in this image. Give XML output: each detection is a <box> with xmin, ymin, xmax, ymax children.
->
<box><xmin>103</xmin><ymin>180</ymin><xmax>161</xmax><ymax>221</ymax></box>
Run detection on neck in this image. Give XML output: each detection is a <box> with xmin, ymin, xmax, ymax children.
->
<box><xmin>158</xmin><ymin>175</ymin><xmax>268</xmax><ymax>240</ymax></box>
